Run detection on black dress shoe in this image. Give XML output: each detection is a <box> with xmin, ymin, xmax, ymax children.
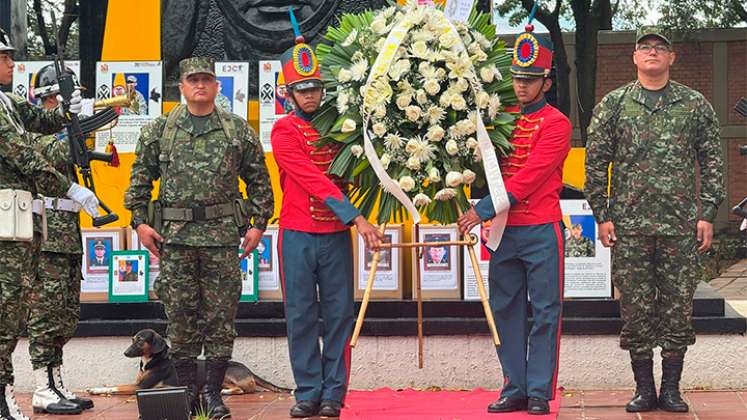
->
<box><xmin>319</xmin><ymin>399</ymin><xmax>342</xmax><ymax>417</ymax></box>
<box><xmin>487</xmin><ymin>396</ymin><xmax>528</xmax><ymax>413</ymax></box>
<box><xmin>290</xmin><ymin>400</ymin><xmax>320</xmax><ymax>418</ymax></box>
<box><xmin>527</xmin><ymin>397</ymin><xmax>550</xmax><ymax>415</ymax></box>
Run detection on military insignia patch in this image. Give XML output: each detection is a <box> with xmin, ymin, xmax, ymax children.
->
<box><xmin>292</xmin><ymin>44</ymin><xmax>318</xmax><ymax>77</ymax></box>
<box><xmin>513</xmin><ymin>33</ymin><xmax>540</xmax><ymax>68</ymax></box>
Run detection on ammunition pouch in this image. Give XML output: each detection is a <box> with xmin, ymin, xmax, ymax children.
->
<box><xmin>147</xmin><ymin>200</ymin><xmax>163</xmax><ymax>234</ymax></box>
<box><xmin>0</xmin><ymin>189</ymin><xmax>43</xmax><ymax>242</ymax></box>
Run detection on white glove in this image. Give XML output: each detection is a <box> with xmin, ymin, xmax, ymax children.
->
<box><xmin>56</xmin><ymin>89</ymin><xmax>83</xmax><ymax>116</ymax></box>
<box><xmin>66</xmin><ymin>183</ymin><xmax>100</xmax><ymax>218</ymax></box>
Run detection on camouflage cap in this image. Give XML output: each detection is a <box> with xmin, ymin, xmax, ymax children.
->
<box><xmin>636</xmin><ymin>25</ymin><xmax>671</xmax><ymax>46</ymax></box>
<box><xmin>179</xmin><ymin>56</ymin><xmax>216</xmax><ymax>78</ymax></box>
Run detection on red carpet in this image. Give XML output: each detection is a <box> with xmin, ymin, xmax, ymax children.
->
<box><xmin>341</xmin><ymin>388</ymin><xmax>560</xmax><ymax>419</ymax></box>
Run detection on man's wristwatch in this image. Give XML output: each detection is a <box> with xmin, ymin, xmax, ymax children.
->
<box><xmin>131</xmin><ymin>216</ymin><xmax>146</xmax><ymax>229</ymax></box>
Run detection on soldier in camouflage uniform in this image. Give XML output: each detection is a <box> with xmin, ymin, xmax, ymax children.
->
<box><xmin>585</xmin><ymin>26</ymin><xmax>725</xmax><ymax>413</ymax></box>
<box><xmin>565</xmin><ymin>224</ymin><xmax>595</xmax><ymax>258</ymax></box>
<box><xmin>25</xmin><ymin>63</ymin><xmax>96</xmax><ymax>415</ymax></box>
<box><xmin>0</xmin><ymin>30</ymin><xmax>97</xmax><ymax>420</ymax></box>
<box><xmin>125</xmin><ymin>56</ymin><xmax>274</xmax><ymax>419</ymax></box>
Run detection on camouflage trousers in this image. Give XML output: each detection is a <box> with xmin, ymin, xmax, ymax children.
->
<box><xmin>27</xmin><ymin>252</ymin><xmax>82</xmax><ymax>370</ymax></box>
<box><xmin>612</xmin><ymin>235</ymin><xmax>700</xmax><ymax>360</ymax></box>
<box><xmin>156</xmin><ymin>245</ymin><xmax>241</xmax><ymax>361</ymax></box>
<box><xmin>0</xmin><ymin>237</ymin><xmax>40</xmax><ymax>385</ymax></box>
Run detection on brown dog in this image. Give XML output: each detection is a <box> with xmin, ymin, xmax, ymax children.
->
<box><xmin>87</xmin><ymin>329</ymin><xmax>290</xmax><ymax>395</ymax></box>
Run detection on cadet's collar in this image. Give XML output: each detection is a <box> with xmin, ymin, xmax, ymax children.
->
<box><xmin>521</xmin><ymin>97</ymin><xmax>547</xmax><ymax>115</ymax></box>
<box><xmin>294</xmin><ymin>108</ymin><xmax>316</xmax><ymax>121</ymax></box>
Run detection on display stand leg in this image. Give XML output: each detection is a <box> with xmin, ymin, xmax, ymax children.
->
<box><xmin>412</xmin><ymin>223</ymin><xmax>424</xmax><ymax>368</ymax></box>
<box><xmin>351</xmin><ymin>223</ymin><xmax>387</xmax><ymax>348</ymax></box>
<box><xmin>457</xmin><ymin>206</ymin><xmax>501</xmax><ymax>347</ymax></box>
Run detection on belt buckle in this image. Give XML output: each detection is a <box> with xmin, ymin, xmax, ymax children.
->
<box><xmin>192</xmin><ymin>207</ymin><xmax>207</xmax><ymax>221</ymax></box>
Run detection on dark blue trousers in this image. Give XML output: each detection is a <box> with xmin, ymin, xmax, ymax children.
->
<box><xmin>488</xmin><ymin>222</ymin><xmax>564</xmax><ymax>401</ymax></box>
<box><xmin>279</xmin><ymin>229</ymin><xmax>354</xmax><ymax>403</ymax></box>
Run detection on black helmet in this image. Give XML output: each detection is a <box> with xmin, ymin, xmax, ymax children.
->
<box><xmin>32</xmin><ymin>63</ymin><xmax>81</xmax><ymax>98</ymax></box>
<box><xmin>0</xmin><ymin>28</ymin><xmax>15</xmax><ymax>53</ymax></box>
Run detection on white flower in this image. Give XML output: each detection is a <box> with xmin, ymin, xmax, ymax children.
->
<box><xmin>462</xmin><ymin>169</ymin><xmax>477</xmax><ymax>184</ymax></box>
<box><xmin>375</xmin><ymin>37</ymin><xmax>386</xmax><ymax>51</ymax></box>
<box><xmin>416</xmin><ymin>89</ymin><xmax>428</xmax><ymax>105</ymax></box>
<box><xmin>471</xmin><ymin>49</ymin><xmax>488</xmax><ymax>62</ymax></box>
<box><xmin>435</xmin><ymin>68</ymin><xmax>447</xmax><ymax>80</ymax></box>
<box><xmin>445</xmin><ymin>139</ymin><xmax>459</xmax><ymax>156</ymax></box>
<box><xmin>337</xmin><ymin>68</ymin><xmax>353</xmax><ymax>83</ymax></box>
<box><xmin>336</xmin><ymin>91</ymin><xmax>350</xmax><ymax>114</ymax></box>
<box><xmin>480</xmin><ymin>66</ymin><xmax>495</xmax><ymax>83</ymax></box>
<box><xmin>434</xmin><ymin>188</ymin><xmax>457</xmax><ymax>201</ymax></box>
<box><xmin>446</xmin><ymin>57</ymin><xmax>473</xmax><ymax>79</ymax></box>
<box><xmin>396</xmin><ymin>93</ymin><xmax>413</xmax><ymax>110</ymax></box>
<box><xmin>466</xmin><ymin>137</ymin><xmax>478</xmax><ymax>149</ymax></box>
<box><xmin>397</xmin><ymin>79</ymin><xmax>415</xmax><ymax>97</ymax></box>
<box><xmin>406</xmin><ymin>136</ymin><xmax>437</xmax><ymax>162</ymax></box>
<box><xmin>494</xmin><ymin>67</ymin><xmax>503</xmax><ymax>81</ymax></box>
<box><xmin>455</xmin><ymin>78</ymin><xmax>470</xmax><ymax>92</ymax></box>
<box><xmin>411</xmin><ymin>41</ymin><xmax>429</xmax><ymax>59</ymax></box>
<box><xmin>445</xmin><ymin>171</ymin><xmax>464</xmax><ymax>187</ymax></box>
<box><xmin>473</xmin><ymin>32</ymin><xmax>491</xmax><ymax>49</ymax></box>
<box><xmin>371</xmin><ymin>17</ymin><xmax>389</xmax><ymax>34</ymax></box>
<box><xmin>389</xmin><ymin>60</ymin><xmax>411</xmax><ymax>81</ymax></box>
<box><xmin>341</xmin><ymin>119</ymin><xmax>357</xmax><ymax>133</ymax></box>
<box><xmin>384</xmin><ymin>133</ymin><xmax>404</xmax><ymax>149</ymax></box>
<box><xmin>488</xmin><ymin>94</ymin><xmax>502</xmax><ymax>118</ymax></box>
<box><xmin>341</xmin><ymin>29</ymin><xmax>358</xmax><ymax>47</ymax></box>
<box><xmin>363</xmin><ymin>77</ymin><xmax>393</xmax><ymax>110</ymax></box>
<box><xmin>426</xmin><ymin>125</ymin><xmax>445</xmax><ymax>142</ymax></box>
<box><xmin>468</xmin><ymin>42</ymin><xmax>482</xmax><ymax>55</ymax></box>
<box><xmin>425</xmin><ymin>106</ymin><xmax>445</xmax><ymax>125</ymax></box>
<box><xmin>402</xmin><ymin>6</ymin><xmax>426</xmax><ymax>26</ymax></box>
<box><xmin>456</xmin><ymin>117</ymin><xmax>476</xmax><ymax>136</ymax></box>
<box><xmin>381</xmin><ymin>6</ymin><xmax>396</xmax><ymax>19</ymax></box>
<box><xmin>380</xmin><ymin>153</ymin><xmax>391</xmax><ymax>168</ymax></box>
<box><xmin>399</xmin><ymin>176</ymin><xmax>416</xmax><ymax>192</ymax></box>
<box><xmin>404</xmin><ymin>105</ymin><xmax>422</xmax><ymax>122</ymax></box>
<box><xmin>406</xmin><ymin>156</ymin><xmax>421</xmax><ymax>170</ymax></box>
<box><xmin>413</xmin><ymin>193</ymin><xmax>432</xmax><ymax>207</ymax></box>
<box><xmin>438</xmin><ymin>32</ymin><xmax>459</xmax><ymax>49</ymax></box>
<box><xmin>450</xmin><ymin>95</ymin><xmax>467</xmax><ymax>111</ymax></box>
<box><xmin>373</xmin><ymin>104</ymin><xmax>387</xmax><ymax>118</ymax></box>
<box><xmin>423</xmin><ymin>78</ymin><xmax>441</xmax><ymax>96</ymax></box>
<box><xmin>439</xmin><ymin>91</ymin><xmax>453</xmax><ymax>108</ymax></box>
<box><xmin>476</xmin><ymin>91</ymin><xmax>490</xmax><ymax>109</ymax></box>
<box><xmin>372</xmin><ymin>122</ymin><xmax>387</xmax><ymax>137</ymax></box>
<box><xmin>428</xmin><ymin>167</ymin><xmax>441</xmax><ymax>182</ymax></box>
<box><xmin>350</xmin><ymin>60</ymin><xmax>368</xmax><ymax>81</ymax></box>
<box><xmin>351</xmin><ymin>145</ymin><xmax>364</xmax><ymax>158</ymax></box>
<box><xmin>418</xmin><ymin>62</ymin><xmax>436</xmax><ymax>78</ymax></box>
<box><xmin>411</xmin><ymin>29</ymin><xmax>435</xmax><ymax>43</ymax></box>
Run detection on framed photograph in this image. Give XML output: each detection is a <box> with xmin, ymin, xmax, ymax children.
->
<box><xmin>240</xmin><ymin>247</ymin><xmax>259</xmax><ymax>302</ymax></box>
<box><xmin>463</xmin><ymin>200</ymin><xmax>491</xmax><ymax>301</ymax></box>
<box><xmin>258</xmin><ymin>226</ymin><xmax>282</xmax><ymax>300</ymax></box>
<box><xmin>414</xmin><ymin>225</ymin><xmax>461</xmax><ymax>300</ymax></box>
<box><xmin>561</xmin><ymin>200</ymin><xmax>612</xmax><ymax>299</ymax></box>
<box><xmin>127</xmin><ymin>227</ymin><xmax>160</xmax><ymax>299</ymax></box>
<box><xmin>354</xmin><ymin>225</ymin><xmax>403</xmax><ymax>300</ymax></box>
<box><xmin>108</xmin><ymin>250</ymin><xmax>149</xmax><ymax>303</ymax></box>
<box><xmin>81</xmin><ymin>227</ymin><xmax>124</xmax><ymax>302</ymax></box>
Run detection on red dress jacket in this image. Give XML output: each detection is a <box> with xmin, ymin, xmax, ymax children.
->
<box><xmin>271</xmin><ymin>113</ymin><xmax>360</xmax><ymax>233</ymax></box>
<box><xmin>476</xmin><ymin>100</ymin><xmax>571</xmax><ymax>226</ymax></box>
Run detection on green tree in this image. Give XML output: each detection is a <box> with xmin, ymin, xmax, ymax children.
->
<box><xmin>26</xmin><ymin>0</ymin><xmax>78</xmax><ymax>59</ymax></box>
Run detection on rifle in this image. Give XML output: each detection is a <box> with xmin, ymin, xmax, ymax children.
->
<box><xmin>51</xmin><ymin>13</ymin><xmax>118</xmax><ymax>226</ymax></box>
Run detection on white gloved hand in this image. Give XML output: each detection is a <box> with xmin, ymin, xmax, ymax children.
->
<box><xmin>66</xmin><ymin>183</ymin><xmax>100</xmax><ymax>218</ymax></box>
<box><xmin>56</xmin><ymin>89</ymin><xmax>83</xmax><ymax>116</ymax></box>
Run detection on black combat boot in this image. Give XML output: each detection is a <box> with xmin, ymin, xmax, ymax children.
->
<box><xmin>173</xmin><ymin>358</ymin><xmax>200</xmax><ymax>414</ymax></box>
<box><xmin>625</xmin><ymin>359</ymin><xmax>658</xmax><ymax>412</ymax></box>
<box><xmin>659</xmin><ymin>356</ymin><xmax>689</xmax><ymax>412</ymax></box>
<box><xmin>202</xmin><ymin>359</ymin><xmax>230</xmax><ymax>419</ymax></box>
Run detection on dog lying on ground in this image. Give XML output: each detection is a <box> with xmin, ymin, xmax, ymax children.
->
<box><xmin>86</xmin><ymin>329</ymin><xmax>291</xmax><ymax>396</ymax></box>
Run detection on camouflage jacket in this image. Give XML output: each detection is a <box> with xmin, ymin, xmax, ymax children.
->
<box><xmin>585</xmin><ymin>80</ymin><xmax>725</xmax><ymax>236</ymax></box>
<box><xmin>31</xmin><ymin>133</ymin><xmax>82</xmax><ymax>254</ymax></box>
<box><xmin>124</xmin><ymin>106</ymin><xmax>274</xmax><ymax>247</ymax></box>
<box><xmin>565</xmin><ymin>235</ymin><xmax>595</xmax><ymax>258</ymax></box>
<box><xmin>0</xmin><ymin>93</ymin><xmax>70</xmax><ymax>197</ymax></box>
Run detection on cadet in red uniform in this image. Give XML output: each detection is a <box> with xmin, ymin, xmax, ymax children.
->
<box><xmin>270</xmin><ymin>25</ymin><xmax>383</xmax><ymax>418</ymax></box>
<box><xmin>457</xmin><ymin>24</ymin><xmax>571</xmax><ymax>415</ymax></box>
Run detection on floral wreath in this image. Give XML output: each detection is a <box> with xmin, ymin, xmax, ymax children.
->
<box><xmin>313</xmin><ymin>1</ymin><xmax>517</xmax><ymax>224</ymax></box>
